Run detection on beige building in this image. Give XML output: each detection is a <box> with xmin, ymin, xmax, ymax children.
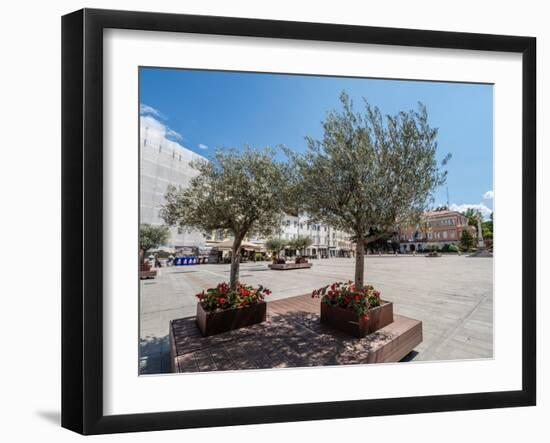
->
<box><xmin>398</xmin><ymin>210</ymin><xmax>476</xmax><ymax>252</ymax></box>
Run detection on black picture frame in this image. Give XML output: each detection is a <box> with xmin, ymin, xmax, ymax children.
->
<box><xmin>62</xmin><ymin>8</ymin><xmax>536</xmax><ymax>435</ymax></box>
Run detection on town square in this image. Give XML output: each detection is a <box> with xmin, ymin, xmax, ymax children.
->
<box><xmin>138</xmin><ymin>68</ymin><xmax>494</xmax><ymax>375</ymax></box>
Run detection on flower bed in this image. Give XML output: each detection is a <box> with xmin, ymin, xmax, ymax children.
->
<box><xmin>312</xmin><ymin>281</ymin><xmax>393</xmax><ymax>338</ymax></box>
<box><xmin>195</xmin><ymin>282</ymin><xmax>270</xmax><ymax>336</ymax></box>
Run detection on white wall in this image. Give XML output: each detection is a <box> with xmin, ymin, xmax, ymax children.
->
<box><xmin>0</xmin><ymin>1</ymin><xmax>546</xmax><ymax>442</ymax></box>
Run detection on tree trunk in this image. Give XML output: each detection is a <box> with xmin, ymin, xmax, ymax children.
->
<box><xmin>230</xmin><ymin>239</ymin><xmax>243</xmax><ymax>290</ymax></box>
<box><xmin>354</xmin><ymin>233</ymin><xmax>365</xmax><ymax>289</ymax></box>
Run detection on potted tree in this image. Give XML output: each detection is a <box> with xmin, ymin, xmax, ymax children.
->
<box><xmin>161</xmin><ymin>147</ymin><xmax>294</xmax><ymax>335</ymax></box>
<box><xmin>195</xmin><ymin>282</ymin><xmax>271</xmax><ymax>336</ymax></box>
<box><xmin>265</xmin><ymin>237</ymin><xmax>287</xmax><ymax>264</ymax></box>
<box><xmin>293</xmin><ymin>92</ymin><xmax>449</xmax><ymax>337</ymax></box>
<box><xmin>312</xmin><ymin>282</ymin><xmax>393</xmax><ymax>338</ymax></box>
<box><xmin>139</xmin><ymin>224</ymin><xmax>169</xmax><ymax>279</ymax></box>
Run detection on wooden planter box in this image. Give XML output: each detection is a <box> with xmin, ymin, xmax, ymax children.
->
<box><xmin>196</xmin><ymin>301</ymin><xmax>267</xmax><ymax>337</ymax></box>
<box><xmin>320</xmin><ymin>301</ymin><xmax>394</xmax><ymax>338</ymax></box>
<box><xmin>268</xmin><ymin>263</ymin><xmax>313</xmax><ymax>270</ymax></box>
<box><xmin>139</xmin><ymin>262</ymin><xmax>157</xmax><ymax>279</ymax></box>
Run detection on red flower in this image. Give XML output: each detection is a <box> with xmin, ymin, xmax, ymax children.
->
<box><xmin>219</xmin><ymin>297</ymin><xmax>226</xmax><ymax>305</ymax></box>
<box><xmin>362</xmin><ymin>314</ymin><xmax>369</xmax><ymax>321</ymax></box>
<box><xmin>354</xmin><ymin>294</ymin><xmax>361</xmax><ymax>301</ymax></box>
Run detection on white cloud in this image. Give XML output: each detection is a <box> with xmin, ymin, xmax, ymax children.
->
<box><xmin>140</xmin><ymin>114</ymin><xmax>183</xmax><ymax>144</ymax></box>
<box><xmin>166</xmin><ymin>128</ymin><xmax>183</xmax><ymax>141</ymax></box>
<box><xmin>483</xmin><ymin>190</ymin><xmax>494</xmax><ymax>200</ymax></box>
<box><xmin>139</xmin><ymin>103</ymin><xmax>165</xmax><ymax>119</ymax></box>
<box><xmin>198</xmin><ymin>144</ymin><xmax>209</xmax><ymax>150</ymax></box>
<box><xmin>449</xmin><ymin>203</ymin><xmax>493</xmax><ymax>220</ymax></box>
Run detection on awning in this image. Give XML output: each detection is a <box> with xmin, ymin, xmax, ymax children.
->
<box><xmin>210</xmin><ymin>239</ymin><xmax>264</xmax><ymax>251</ymax></box>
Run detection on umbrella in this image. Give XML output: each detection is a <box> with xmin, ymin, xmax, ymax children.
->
<box><xmin>210</xmin><ymin>239</ymin><xmax>263</xmax><ymax>251</ymax></box>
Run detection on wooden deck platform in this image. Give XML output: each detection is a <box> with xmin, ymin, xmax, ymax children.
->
<box><xmin>170</xmin><ymin>294</ymin><xmax>422</xmax><ymax>373</ymax></box>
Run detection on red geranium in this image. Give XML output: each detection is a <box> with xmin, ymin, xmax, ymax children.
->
<box><xmin>196</xmin><ymin>282</ymin><xmax>271</xmax><ymax>312</ymax></box>
<box><xmin>311</xmin><ymin>281</ymin><xmax>381</xmax><ymax>317</ymax></box>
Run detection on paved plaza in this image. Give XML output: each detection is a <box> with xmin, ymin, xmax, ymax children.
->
<box><xmin>139</xmin><ymin>256</ymin><xmax>493</xmax><ymax>374</ymax></box>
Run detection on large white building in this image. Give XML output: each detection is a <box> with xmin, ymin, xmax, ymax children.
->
<box><xmin>274</xmin><ymin>214</ymin><xmax>354</xmax><ymax>258</ymax></box>
<box><xmin>140</xmin><ymin>115</ymin><xmax>207</xmax><ymax>249</ymax></box>
<box><xmin>208</xmin><ymin>213</ymin><xmax>354</xmax><ymax>258</ymax></box>
<box><xmin>140</xmin><ymin>114</ymin><xmax>354</xmax><ymax>257</ymax></box>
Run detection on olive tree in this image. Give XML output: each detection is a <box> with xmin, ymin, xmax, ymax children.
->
<box><xmin>290</xmin><ymin>92</ymin><xmax>449</xmax><ymax>289</ymax></box>
<box><xmin>265</xmin><ymin>237</ymin><xmax>287</xmax><ymax>259</ymax></box>
<box><xmin>160</xmin><ymin>147</ymin><xmax>293</xmax><ymax>290</ymax></box>
<box><xmin>139</xmin><ymin>224</ymin><xmax>169</xmax><ymax>262</ymax></box>
<box><xmin>293</xmin><ymin>235</ymin><xmax>313</xmax><ymax>256</ymax></box>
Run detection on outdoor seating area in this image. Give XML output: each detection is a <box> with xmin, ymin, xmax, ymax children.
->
<box><xmin>170</xmin><ymin>293</ymin><xmax>422</xmax><ymax>372</ymax></box>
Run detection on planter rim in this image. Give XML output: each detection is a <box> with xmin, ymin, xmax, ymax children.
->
<box><xmin>198</xmin><ymin>299</ymin><xmax>266</xmax><ymax>314</ymax></box>
<box><xmin>321</xmin><ymin>299</ymin><xmax>391</xmax><ymax>313</ymax></box>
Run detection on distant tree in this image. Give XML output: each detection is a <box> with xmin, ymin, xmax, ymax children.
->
<box><xmin>139</xmin><ymin>224</ymin><xmax>169</xmax><ymax>262</ymax></box>
<box><xmin>482</xmin><ymin>213</ymin><xmax>493</xmax><ymax>240</ymax></box>
<box><xmin>265</xmin><ymin>237</ymin><xmax>287</xmax><ymax>259</ymax></box>
<box><xmin>463</xmin><ymin>208</ymin><xmax>481</xmax><ymax>228</ymax></box>
<box><xmin>460</xmin><ymin>228</ymin><xmax>475</xmax><ymax>250</ymax></box>
<box><xmin>292</xmin><ymin>235</ymin><xmax>313</xmax><ymax>256</ymax></box>
<box><xmin>160</xmin><ymin>147</ymin><xmax>293</xmax><ymax>290</ymax></box>
<box><xmin>289</xmin><ymin>91</ymin><xmax>449</xmax><ymax>289</ymax></box>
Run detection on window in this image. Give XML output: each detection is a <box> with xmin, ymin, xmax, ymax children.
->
<box><xmin>443</xmin><ymin>231</ymin><xmax>448</xmax><ymax>239</ymax></box>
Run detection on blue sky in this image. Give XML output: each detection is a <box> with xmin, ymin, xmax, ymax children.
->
<box><xmin>139</xmin><ymin>67</ymin><xmax>494</xmax><ymax>217</ymax></box>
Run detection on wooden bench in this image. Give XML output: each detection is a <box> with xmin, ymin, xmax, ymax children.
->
<box><xmin>170</xmin><ymin>293</ymin><xmax>422</xmax><ymax>372</ymax></box>
<box><xmin>268</xmin><ymin>263</ymin><xmax>313</xmax><ymax>270</ymax></box>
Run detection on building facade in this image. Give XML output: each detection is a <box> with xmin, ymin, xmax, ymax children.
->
<box><xmin>398</xmin><ymin>210</ymin><xmax>475</xmax><ymax>252</ymax></box>
<box><xmin>206</xmin><ymin>214</ymin><xmax>355</xmax><ymax>258</ymax></box>
<box><xmin>140</xmin><ymin>116</ymin><xmax>207</xmax><ymax>249</ymax></box>
<box><xmin>276</xmin><ymin>214</ymin><xmax>354</xmax><ymax>258</ymax></box>
<box><xmin>140</xmin><ymin>114</ymin><xmax>354</xmax><ymax>257</ymax></box>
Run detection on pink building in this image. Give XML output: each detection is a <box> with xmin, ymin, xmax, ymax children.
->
<box><xmin>398</xmin><ymin>210</ymin><xmax>476</xmax><ymax>252</ymax></box>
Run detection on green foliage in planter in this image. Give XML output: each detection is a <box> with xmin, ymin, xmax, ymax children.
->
<box><xmin>139</xmin><ymin>224</ymin><xmax>169</xmax><ymax>257</ymax></box>
<box><xmin>312</xmin><ymin>281</ymin><xmax>381</xmax><ymax>319</ymax></box>
<box><xmin>288</xmin><ymin>91</ymin><xmax>449</xmax><ymax>289</ymax></box>
<box><xmin>196</xmin><ymin>282</ymin><xmax>271</xmax><ymax>312</ymax></box>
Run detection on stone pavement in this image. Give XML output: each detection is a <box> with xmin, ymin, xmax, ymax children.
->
<box><xmin>170</xmin><ymin>294</ymin><xmax>422</xmax><ymax>372</ymax></box>
<box><xmin>140</xmin><ymin>255</ymin><xmax>493</xmax><ymax>374</ymax></box>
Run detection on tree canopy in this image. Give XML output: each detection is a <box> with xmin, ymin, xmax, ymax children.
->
<box><xmin>290</xmin><ymin>91</ymin><xmax>448</xmax><ymax>288</ymax></box>
<box><xmin>139</xmin><ymin>224</ymin><xmax>169</xmax><ymax>255</ymax></box>
<box><xmin>289</xmin><ymin>235</ymin><xmax>313</xmax><ymax>255</ymax></box>
<box><xmin>265</xmin><ymin>237</ymin><xmax>287</xmax><ymax>259</ymax></box>
<box><xmin>160</xmin><ymin>147</ymin><xmax>293</xmax><ymax>289</ymax></box>
<box><xmin>461</xmin><ymin>228</ymin><xmax>475</xmax><ymax>250</ymax></box>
